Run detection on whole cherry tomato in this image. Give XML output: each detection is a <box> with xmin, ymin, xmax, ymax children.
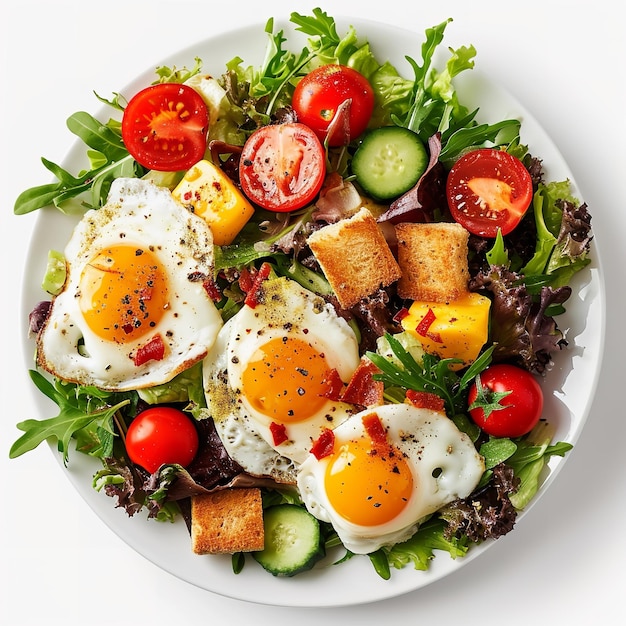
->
<box><xmin>292</xmin><ymin>64</ymin><xmax>374</xmax><ymax>146</ymax></box>
<box><xmin>468</xmin><ymin>364</ymin><xmax>544</xmax><ymax>438</ymax></box>
<box><xmin>125</xmin><ymin>406</ymin><xmax>199</xmax><ymax>473</ymax></box>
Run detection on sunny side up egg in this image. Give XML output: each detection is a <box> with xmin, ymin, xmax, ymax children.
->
<box><xmin>297</xmin><ymin>403</ymin><xmax>485</xmax><ymax>554</ymax></box>
<box><xmin>36</xmin><ymin>178</ymin><xmax>223</xmax><ymax>391</ymax></box>
<box><xmin>203</xmin><ymin>276</ymin><xmax>361</xmax><ymax>474</ymax></box>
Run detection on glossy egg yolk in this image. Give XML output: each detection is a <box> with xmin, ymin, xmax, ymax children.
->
<box><xmin>241</xmin><ymin>336</ymin><xmax>330</xmax><ymax>423</ymax></box>
<box><xmin>79</xmin><ymin>244</ymin><xmax>169</xmax><ymax>343</ymax></box>
<box><xmin>324</xmin><ymin>437</ymin><xmax>413</xmax><ymax>526</ymax></box>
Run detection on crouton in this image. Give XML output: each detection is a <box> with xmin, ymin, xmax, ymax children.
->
<box><xmin>190</xmin><ymin>488</ymin><xmax>265</xmax><ymax>555</ymax></box>
<box><xmin>395</xmin><ymin>222</ymin><xmax>470</xmax><ymax>302</ymax></box>
<box><xmin>307</xmin><ymin>207</ymin><xmax>401</xmax><ymax>309</ymax></box>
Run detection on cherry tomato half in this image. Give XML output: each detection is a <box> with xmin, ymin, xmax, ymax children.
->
<box><xmin>467</xmin><ymin>364</ymin><xmax>544</xmax><ymax>438</ymax></box>
<box><xmin>125</xmin><ymin>406</ymin><xmax>199</xmax><ymax>474</ymax></box>
<box><xmin>446</xmin><ymin>148</ymin><xmax>533</xmax><ymax>237</ymax></box>
<box><xmin>292</xmin><ymin>64</ymin><xmax>375</xmax><ymax>147</ymax></box>
<box><xmin>121</xmin><ymin>83</ymin><xmax>209</xmax><ymax>171</ymax></box>
<box><xmin>239</xmin><ymin>122</ymin><xmax>326</xmax><ymax>212</ymax></box>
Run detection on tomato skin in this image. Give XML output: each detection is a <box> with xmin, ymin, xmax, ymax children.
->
<box><xmin>446</xmin><ymin>148</ymin><xmax>533</xmax><ymax>237</ymax></box>
<box><xmin>468</xmin><ymin>364</ymin><xmax>544</xmax><ymax>438</ymax></box>
<box><xmin>239</xmin><ymin>122</ymin><xmax>326</xmax><ymax>212</ymax></box>
<box><xmin>125</xmin><ymin>407</ymin><xmax>199</xmax><ymax>474</ymax></box>
<box><xmin>292</xmin><ymin>64</ymin><xmax>374</xmax><ymax>147</ymax></box>
<box><xmin>121</xmin><ymin>83</ymin><xmax>208</xmax><ymax>172</ymax></box>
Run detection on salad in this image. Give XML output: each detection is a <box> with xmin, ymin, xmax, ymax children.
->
<box><xmin>10</xmin><ymin>8</ymin><xmax>593</xmax><ymax>581</ymax></box>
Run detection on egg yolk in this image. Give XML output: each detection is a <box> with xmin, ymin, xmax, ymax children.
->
<box><xmin>241</xmin><ymin>336</ymin><xmax>330</xmax><ymax>423</ymax></box>
<box><xmin>79</xmin><ymin>245</ymin><xmax>169</xmax><ymax>343</ymax></box>
<box><xmin>324</xmin><ymin>437</ymin><xmax>413</xmax><ymax>527</ymax></box>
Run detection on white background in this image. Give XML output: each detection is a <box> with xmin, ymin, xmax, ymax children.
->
<box><xmin>2</xmin><ymin>1</ymin><xmax>624</xmax><ymax>623</ymax></box>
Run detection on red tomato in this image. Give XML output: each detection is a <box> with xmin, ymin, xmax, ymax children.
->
<box><xmin>446</xmin><ymin>148</ymin><xmax>533</xmax><ymax>237</ymax></box>
<box><xmin>239</xmin><ymin>122</ymin><xmax>326</xmax><ymax>212</ymax></box>
<box><xmin>468</xmin><ymin>364</ymin><xmax>544</xmax><ymax>438</ymax></box>
<box><xmin>292</xmin><ymin>64</ymin><xmax>374</xmax><ymax>146</ymax></box>
<box><xmin>125</xmin><ymin>407</ymin><xmax>199</xmax><ymax>473</ymax></box>
<box><xmin>121</xmin><ymin>83</ymin><xmax>208</xmax><ymax>171</ymax></box>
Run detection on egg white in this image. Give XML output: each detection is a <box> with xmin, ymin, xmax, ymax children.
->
<box><xmin>37</xmin><ymin>178</ymin><xmax>223</xmax><ymax>391</ymax></box>
<box><xmin>297</xmin><ymin>403</ymin><xmax>485</xmax><ymax>554</ymax></box>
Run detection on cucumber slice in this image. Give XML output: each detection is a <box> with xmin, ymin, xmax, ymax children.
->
<box><xmin>253</xmin><ymin>504</ymin><xmax>325</xmax><ymax>577</ymax></box>
<box><xmin>352</xmin><ymin>126</ymin><xmax>428</xmax><ymax>200</ymax></box>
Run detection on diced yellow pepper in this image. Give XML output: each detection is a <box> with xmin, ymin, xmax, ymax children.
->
<box><xmin>172</xmin><ymin>159</ymin><xmax>254</xmax><ymax>246</ymax></box>
<box><xmin>401</xmin><ymin>292</ymin><xmax>491</xmax><ymax>370</ymax></box>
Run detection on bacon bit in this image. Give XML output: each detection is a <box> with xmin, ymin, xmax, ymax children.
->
<box><xmin>320</xmin><ymin>368</ymin><xmax>345</xmax><ymax>402</ymax></box>
<box><xmin>405</xmin><ymin>389</ymin><xmax>446</xmax><ymax>413</ymax></box>
<box><xmin>362</xmin><ymin>412</ymin><xmax>387</xmax><ymax>445</ymax></box>
<box><xmin>202</xmin><ymin>277</ymin><xmax>222</xmax><ymax>302</ymax></box>
<box><xmin>133</xmin><ymin>334</ymin><xmax>166</xmax><ymax>366</ymax></box>
<box><xmin>270</xmin><ymin>422</ymin><xmax>288</xmax><ymax>446</ymax></box>
<box><xmin>241</xmin><ymin>262</ymin><xmax>272</xmax><ymax>308</ymax></box>
<box><xmin>416</xmin><ymin>308</ymin><xmax>443</xmax><ymax>343</ymax></box>
<box><xmin>340</xmin><ymin>357</ymin><xmax>384</xmax><ymax>407</ymax></box>
<box><xmin>310</xmin><ymin>428</ymin><xmax>335</xmax><ymax>460</ymax></box>
<box><xmin>393</xmin><ymin>307</ymin><xmax>410</xmax><ymax>323</ymax></box>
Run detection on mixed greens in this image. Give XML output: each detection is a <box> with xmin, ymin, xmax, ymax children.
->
<box><xmin>11</xmin><ymin>8</ymin><xmax>593</xmax><ymax>578</ymax></box>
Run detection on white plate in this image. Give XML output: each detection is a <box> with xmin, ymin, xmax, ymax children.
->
<box><xmin>20</xmin><ymin>16</ymin><xmax>605</xmax><ymax>608</ymax></box>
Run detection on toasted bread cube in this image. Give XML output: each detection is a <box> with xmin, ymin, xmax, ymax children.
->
<box><xmin>191</xmin><ymin>488</ymin><xmax>265</xmax><ymax>555</ymax></box>
<box><xmin>395</xmin><ymin>222</ymin><xmax>470</xmax><ymax>302</ymax></box>
<box><xmin>307</xmin><ymin>208</ymin><xmax>401</xmax><ymax>309</ymax></box>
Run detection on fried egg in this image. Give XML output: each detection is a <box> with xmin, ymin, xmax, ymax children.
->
<box><xmin>203</xmin><ymin>276</ymin><xmax>361</xmax><ymax>469</ymax></box>
<box><xmin>297</xmin><ymin>403</ymin><xmax>485</xmax><ymax>554</ymax></box>
<box><xmin>37</xmin><ymin>177</ymin><xmax>223</xmax><ymax>391</ymax></box>
<box><xmin>202</xmin><ymin>317</ymin><xmax>299</xmax><ymax>484</ymax></box>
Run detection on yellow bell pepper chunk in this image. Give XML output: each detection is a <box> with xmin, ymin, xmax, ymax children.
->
<box><xmin>172</xmin><ymin>159</ymin><xmax>254</xmax><ymax>246</ymax></box>
<box><xmin>401</xmin><ymin>292</ymin><xmax>491</xmax><ymax>370</ymax></box>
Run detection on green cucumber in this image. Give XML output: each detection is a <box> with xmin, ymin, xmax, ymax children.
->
<box><xmin>253</xmin><ymin>504</ymin><xmax>325</xmax><ymax>577</ymax></box>
<box><xmin>352</xmin><ymin>126</ymin><xmax>428</xmax><ymax>200</ymax></box>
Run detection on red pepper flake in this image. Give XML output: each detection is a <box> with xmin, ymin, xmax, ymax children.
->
<box><xmin>362</xmin><ymin>412</ymin><xmax>387</xmax><ymax>445</ymax></box>
<box><xmin>139</xmin><ymin>286</ymin><xmax>153</xmax><ymax>301</ymax></box>
<box><xmin>340</xmin><ymin>357</ymin><xmax>384</xmax><ymax>407</ymax></box>
<box><xmin>242</xmin><ymin>262</ymin><xmax>272</xmax><ymax>308</ymax></box>
<box><xmin>133</xmin><ymin>333</ymin><xmax>166</xmax><ymax>366</ymax></box>
<box><xmin>310</xmin><ymin>428</ymin><xmax>335</xmax><ymax>460</ymax></box>
<box><xmin>405</xmin><ymin>389</ymin><xmax>446</xmax><ymax>413</ymax></box>
<box><xmin>416</xmin><ymin>308</ymin><xmax>443</xmax><ymax>343</ymax></box>
<box><xmin>269</xmin><ymin>421</ymin><xmax>288</xmax><ymax>446</ymax></box>
<box><xmin>393</xmin><ymin>307</ymin><xmax>410</xmax><ymax>323</ymax></box>
<box><xmin>320</xmin><ymin>368</ymin><xmax>344</xmax><ymax>401</ymax></box>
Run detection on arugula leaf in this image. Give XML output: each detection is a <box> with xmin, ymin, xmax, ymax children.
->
<box><xmin>14</xmin><ymin>109</ymin><xmax>142</xmax><ymax>215</ymax></box>
<box><xmin>9</xmin><ymin>370</ymin><xmax>134</xmax><ymax>464</ymax></box>
<box><xmin>367</xmin><ymin>332</ymin><xmax>494</xmax><ymax>417</ymax></box>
